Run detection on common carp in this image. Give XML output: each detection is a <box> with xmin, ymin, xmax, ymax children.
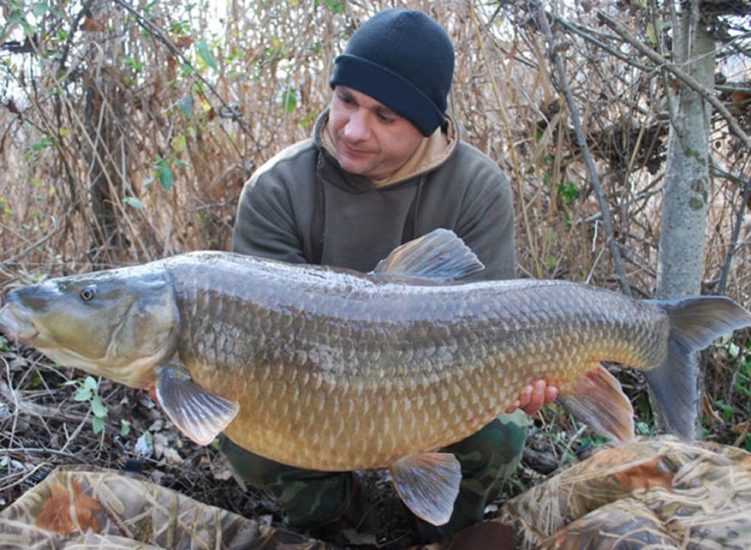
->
<box><xmin>1</xmin><ymin>229</ymin><xmax>750</xmax><ymax>525</ymax></box>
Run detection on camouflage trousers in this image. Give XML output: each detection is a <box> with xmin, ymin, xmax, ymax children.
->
<box><xmin>220</xmin><ymin>412</ymin><xmax>528</xmax><ymax>536</ymax></box>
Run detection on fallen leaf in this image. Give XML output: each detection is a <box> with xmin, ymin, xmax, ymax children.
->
<box><xmin>615</xmin><ymin>456</ymin><xmax>673</xmax><ymax>492</ymax></box>
<box><xmin>175</xmin><ymin>36</ymin><xmax>193</xmax><ymax>49</ymax></box>
<box><xmin>582</xmin><ymin>446</ymin><xmax>639</xmax><ymax>473</ymax></box>
<box><xmin>81</xmin><ymin>15</ymin><xmax>105</xmax><ymax>32</ymax></box>
<box><xmin>36</xmin><ymin>480</ymin><xmax>102</xmax><ymax>534</ymax></box>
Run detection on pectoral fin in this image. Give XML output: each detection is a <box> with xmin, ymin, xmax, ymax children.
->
<box><xmin>559</xmin><ymin>363</ymin><xmax>635</xmax><ymax>442</ymax></box>
<box><xmin>390</xmin><ymin>452</ymin><xmax>461</xmax><ymax>526</ymax></box>
<box><xmin>155</xmin><ymin>364</ymin><xmax>239</xmax><ymax>445</ymax></box>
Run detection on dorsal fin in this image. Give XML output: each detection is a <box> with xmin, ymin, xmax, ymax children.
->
<box><xmin>371</xmin><ymin>229</ymin><xmax>484</xmax><ymax>282</ymax></box>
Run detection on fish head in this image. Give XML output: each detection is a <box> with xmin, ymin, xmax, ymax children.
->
<box><xmin>0</xmin><ymin>265</ymin><xmax>179</xmax><ymax>388</ymax></box>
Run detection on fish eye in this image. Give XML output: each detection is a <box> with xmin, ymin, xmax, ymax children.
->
<box><xmin>80</xmin><ymin>286</ymin><xmax>96</xmax><ymax>302</ymax></box>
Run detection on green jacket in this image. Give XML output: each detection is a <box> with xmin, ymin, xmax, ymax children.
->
<box><xmin>232</xmin><ymin>111</ymin><xmax>516</xmax><ymax>280</ymax></box>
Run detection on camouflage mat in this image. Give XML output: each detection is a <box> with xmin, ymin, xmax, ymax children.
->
<box><xmin>499</xmin><ymin>436</ymin><xmax>751</xmax><ymax>549</ymax></box>
<box><xmin>0</xmin><ymin>465</ymin><xmax>325</xmax><ymax>549</ymax></box>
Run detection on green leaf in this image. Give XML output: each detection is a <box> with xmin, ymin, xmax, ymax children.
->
<box><xmin>321</xmin><ymin>0</ymin><xmax>345</xmax><ymax>13</ymax></box>
<box><xmin>171</xmin><ymin>134</ymin><xmax>186</xmax><ymax>154</ymax></box>
<box><xmin>635</xmin><ymin>421</ymin><xmax>654</xmax><ymax>436</ymax></box>
<box><xmin>715</xmin><ymin>399</ymin><xmax>735</xmax><ymax>420</ymax></box>
<box><xmin>156</xmin><ymin>158</ymin><xmax>174</xmax><ymax>190</ymax></box>
<box><xmin>120</xmin><ymin>419</ymin><xmax>132</xmax><ymax>437</ymax></box>
<box><xmin>196</xmin><ymin>39</ymin><xmax>218</xmax><ymax>71</ymax></box>
<box><xmin>0</xmin><ymin>336</ymin><xmax>8</xmax><ymax>352</ymax></box>
<box><xmin>32</xmin><ymin>2</ymin><xmax>49</xmax><ymax>16</ymax></box>
<box><xmin>124</xmin><ymin>196</ymin><xmax>144</xmax><ymax>209</ymax></box>
<box><xmin>281</xmin><ymin>87</ymin><xmax>297</xmax><ymax>113</ymax></box>
<box><xmin>84</xmin><ymin>376</ymin><xmax>98</xmax><ymax>391</ymax></box>
<box><xmin>557</xmin><ymin>181</ymin><xmax>580</xmax><ymax>205</ymax></box>
<box><xmin>178</xmin><ymin>95</ymin><xmax>194</xmax><ymax>119</ymax></box>
<box><xmin>92</xmin><ymin>416</ymin><xmax>105</xmax><ymax>433</ymax></box>
<box><xmin>91</xmin><ymin>395</ymin><xmax>108</xmax><ymax>418</ymax></box>
<box><xmin>727</xmin><ymin>342</ymin><xmax>740</xmax><ymax>359</ymax></box>
<box><xmin>31</xmin><ymin>136</ymin><xmax>54</xmax><ymax>153</ymax></box>
<box><xmin>73</xmin><ymin>386</ymin><xmax>92</xmax><ymax>402</ymax></box>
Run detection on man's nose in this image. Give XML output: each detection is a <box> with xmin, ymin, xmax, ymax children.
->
<box><xmin>342</xmin><ymin>111</ymin><xmax>371</xmax><ymax>142</ymax></box>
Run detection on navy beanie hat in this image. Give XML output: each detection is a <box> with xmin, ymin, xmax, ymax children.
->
<box><xmin>329</xmin><ymin>9</ymin><xmax>455</xmax><ymax>136</ymax></box>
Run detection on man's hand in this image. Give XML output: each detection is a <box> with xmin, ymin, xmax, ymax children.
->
<box><xmin>506</xmin><ymin>380</ymin><xmax>559</xmax><ymax>415</ymax></box>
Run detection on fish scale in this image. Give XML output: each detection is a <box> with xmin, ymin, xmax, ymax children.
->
<box><xmin>161</xmin><ymin>256</ymin><xmax>665</xmax><ymax>470</ymax></box>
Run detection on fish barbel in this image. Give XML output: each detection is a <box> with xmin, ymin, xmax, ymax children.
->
<box><xmin>1</xmin><ymin>229</ymin><xmax>750</xmax><ymax>525</ymax></box>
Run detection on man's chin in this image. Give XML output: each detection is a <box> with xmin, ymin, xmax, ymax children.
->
<box><xmin>338</xmin><ymin>157</ymin><xmax>375</xmax><ymax>178</ymax></box>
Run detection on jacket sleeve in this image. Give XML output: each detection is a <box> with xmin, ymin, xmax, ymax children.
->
<box><xmin>455</xmin><ymin>166</ymin><xmax>516</xmax><ymax>281</ymax></box>
<box><xmin>231</xmin><ymin>173</ymin><xmax>308</xmax><ymax>264</ymax></box>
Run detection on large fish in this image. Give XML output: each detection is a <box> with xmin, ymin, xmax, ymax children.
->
<box><xmin>1</xmin><ymin>229</ymin><xmax>750</xmax><ymax>525</ymax></box>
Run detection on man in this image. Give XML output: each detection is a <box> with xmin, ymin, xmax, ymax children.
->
<box><xmin>227</xmin><ymin>8</ymin><xmax>557</xmax><ymax>541</ymax></box>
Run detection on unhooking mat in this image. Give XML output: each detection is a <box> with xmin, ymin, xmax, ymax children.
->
<box><xmin>0</xmin><ymin>465</ymin><xmax>325</xmax><ymax>549</ymax></box>
<box><xmin>499</xmin><ymin>436</ymin><xmax>751</xmax><ymax>549</ymax></box>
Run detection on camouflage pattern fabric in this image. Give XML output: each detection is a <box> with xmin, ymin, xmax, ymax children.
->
<box><xmin>0</xmin><ymin>465</ymin><xmax>325</xmax><ymax>549</ymax></box>
<box><xmin>499</xmin><ymin>436</ymin><xmax>751</xmax><ymax>549</ymax></box>
<box><xmin>221</xmin><ymin>413</ymin><xmax>529</xmax><ymax>535</ymax></box>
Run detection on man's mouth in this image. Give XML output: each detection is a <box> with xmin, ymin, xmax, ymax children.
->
<box><xmin>341</xmin><ymin>143</ymin><xmax>373</xmax><ymax>157</ymax></box>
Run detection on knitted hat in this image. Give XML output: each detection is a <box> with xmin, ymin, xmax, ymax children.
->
<box><xmin>329</xmin><ymin>9</ymin><xmax>455</xmax><ymax>136</ymax></box>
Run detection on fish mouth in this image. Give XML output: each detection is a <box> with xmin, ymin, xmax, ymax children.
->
<box><xmin>0</xmin><ymin>302</ymin><xmax>39</xmax><ymax>343</ymax></box>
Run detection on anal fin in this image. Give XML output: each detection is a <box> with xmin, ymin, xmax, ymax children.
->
<box><xmin>390</xmin><ymin>452</ymin><xmax>461</xmax><ymax>526</ymax></box>
<box><xmin>559</xmin><ymin>363</ymin><xmax>635</xmax><ymax>442</ymax></box>
<box><xmin>155</xmin><ymin>364</ymin><xmax>239</xmax><ymax>446</ymax></box>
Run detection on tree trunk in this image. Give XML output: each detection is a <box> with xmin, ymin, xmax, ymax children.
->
<box><xmin>654</xmin><ymin>3</ymin><xmax>715</xmax><ymax>436</ymax></box>
<box><xmin>84</xmin><ymin>3</ymin><xmax>129</xmax><ymax>266</ymax></box>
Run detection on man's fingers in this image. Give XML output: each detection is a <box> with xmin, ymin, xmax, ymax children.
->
<box><xmin>545</xmin><ymin>385</ymin><xmax>559</xmax><ymax>403</ymax></box>
<box><xmin>519</xmin><ymin>384</ymin><xmax>532</xmax><ymax>407</ymax></box>
<box><xmin>529</xmin><ymin>380</ymin><xmax>546</xmax><ymax>409</ymax></box>
<box><xmin>510</xmin><ymin>381</ymin><xmax>559</xmax><ymax>415</ymax></box>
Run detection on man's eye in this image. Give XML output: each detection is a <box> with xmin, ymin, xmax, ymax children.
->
<box><xmin>80</xmin><ymin>286</ymin><xmax>96</xmax><ymax>302</ymax></box>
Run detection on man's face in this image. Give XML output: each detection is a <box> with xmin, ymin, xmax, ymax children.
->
<box><xmin>328</xmin><ymin>86</ymin><xmax>424</xmax><ymax>180</ymax></box>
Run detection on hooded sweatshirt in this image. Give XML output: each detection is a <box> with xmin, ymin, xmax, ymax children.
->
<box><xmin>232</xmin><ymin>111</ymin><xmax>515</xmax><ymax>281</ymax></box>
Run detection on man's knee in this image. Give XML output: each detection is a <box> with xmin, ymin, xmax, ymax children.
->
<box><xmin>447</xmin><ymin>415</ymin><xmax>528</xmax><ymax>478</ymax></box>
<box><xmin>219</xmin><ymin>435</ymin><xmax>354</xmax><ymax>530</ymax></box>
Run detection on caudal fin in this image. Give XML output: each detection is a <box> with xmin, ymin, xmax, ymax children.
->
<box><xmin>645</xmin><ymin>296</ymin><xmax>751</xmax><ymax>439</ymax></box>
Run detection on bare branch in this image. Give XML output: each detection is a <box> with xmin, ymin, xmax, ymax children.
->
<box><xmin>597</xmin><ymin>10</ymin><xmax>751</xmax><ymax>151</ymax></box>
<box><xmin>714</xmin><ymin>165</ymin><xmax>751</xmax><ymax>296</ymax></box>
<box><xmin>536</xmin><ymin>7</ymin><xmax>632</xmax><ymax>296</ymax></box>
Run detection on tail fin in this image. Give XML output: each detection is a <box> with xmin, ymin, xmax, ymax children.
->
<box><xmin>644</xmin><ymin>296</ymin><xmax>751</xmax><ymax>439</ymax></box>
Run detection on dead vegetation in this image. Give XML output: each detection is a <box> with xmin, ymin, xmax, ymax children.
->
<box><xmin>1</xmin><ymin>0</ymin><xmax>751</xmax><ymax>544</ymax></box>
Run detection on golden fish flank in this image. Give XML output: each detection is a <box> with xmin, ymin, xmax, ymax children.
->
<box><xmin>1</xmin><ymin>229</ymin><xmax>750</xmax><ymax>527</ymax></box>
